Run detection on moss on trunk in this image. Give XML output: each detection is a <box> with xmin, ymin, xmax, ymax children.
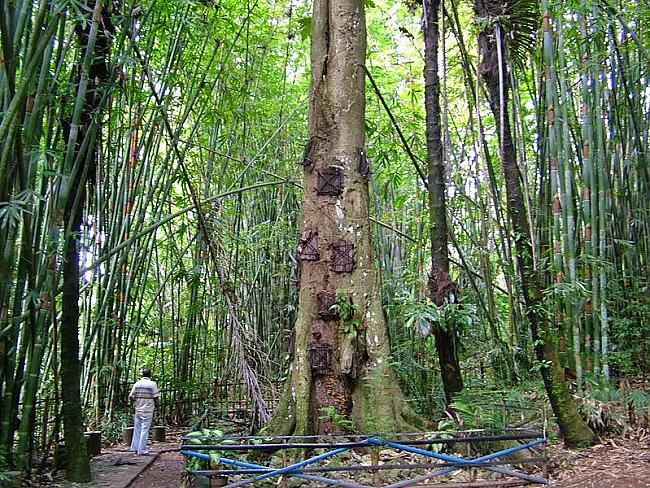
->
<box><xmin>541</xmin><ymin>342</ymin><xmax>595</xmax><ymax>447</ymax></box>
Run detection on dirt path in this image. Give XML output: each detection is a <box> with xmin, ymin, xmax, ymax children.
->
<box><xmin>128</xmin><ymin>451</ymin><xmax>185</xmax><ymax>488</ymax></box>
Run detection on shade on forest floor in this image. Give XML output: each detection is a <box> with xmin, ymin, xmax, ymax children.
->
<box><xmin>30</xmin><ymin>439</ymin><xmax>178</xmax><ymax>488</ymax></box>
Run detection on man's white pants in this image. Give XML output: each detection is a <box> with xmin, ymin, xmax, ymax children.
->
<box><xmin>130</xmin><ymin>413</ymin><xmax>153</xmax><ymax>454</ymax></box>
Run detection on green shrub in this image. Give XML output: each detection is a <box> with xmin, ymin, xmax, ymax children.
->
<box><xmin>185</xmin><ymin>429</ymin><xmax>238</xmax><ymax>471</ymax></box>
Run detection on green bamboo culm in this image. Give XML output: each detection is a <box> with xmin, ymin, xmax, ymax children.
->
<box><xmin>555</xmin><ymin>7</ymin><xmax>582</xmax><ymax>389</ymax></box>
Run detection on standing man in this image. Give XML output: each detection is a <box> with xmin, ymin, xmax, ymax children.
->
<box><xmin>129</xmin><ymin>367</ymin><xmax>160</xmax><ymax>455</ymax></box>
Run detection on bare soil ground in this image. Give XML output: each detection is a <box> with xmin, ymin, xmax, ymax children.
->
<box><xmin>128</xmin><ymin>451</ymin><xmax>185</xmax><ymax>488</ymax></box>
<box><xmin>548</xmin><ymin>438</ymin><xmax>650</xmax><ymax>487</ymax></box>
<box><xmin>27</xmin><ymin>431</ymin><xmax>184</xmax><ymax>487</ymax></box>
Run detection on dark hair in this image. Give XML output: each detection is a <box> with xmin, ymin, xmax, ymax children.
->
<box><xmin>141</xmin><ymin>367</ymin><xmax>152</xmax><ymax>378</ymax></box>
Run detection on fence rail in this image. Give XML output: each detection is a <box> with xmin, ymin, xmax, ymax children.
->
<box><xmin>181</xmin><ymin>429</ymin><xmax>548</xmax><ymax>487</ymax></box>
<box><xmin>22</xmin><ymin>380</ymin><xmax>283</xmax><ymax>450</ymax></box>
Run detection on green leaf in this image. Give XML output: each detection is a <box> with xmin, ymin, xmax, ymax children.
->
<box><xmin>298</xmin><ymin>17</ymin><xmax>312</xmax><ymax>41</ymax></box>
<box><xmin>626</xmin><ymin>389</ymin><xmax>650</xmax><ymax>414</ymax></box>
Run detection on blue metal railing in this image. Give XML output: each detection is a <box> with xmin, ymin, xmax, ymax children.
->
<box><xmin>181</xmin><ymin>429</ymin><xmax>548</xmax><ymax>487</ymax></box>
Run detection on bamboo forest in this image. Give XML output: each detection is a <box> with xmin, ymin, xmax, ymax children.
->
<box><xmin>0</xmin><ymin>0</ymin><xmax>648</xmax><ymax>486</ymax></box>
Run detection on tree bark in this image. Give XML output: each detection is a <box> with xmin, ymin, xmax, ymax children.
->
<box><xmin>263</xmin><ymin>0</ymin><xmax>421</xmax><ymax>436</ymax></box>
<box><xmin>474</xmin><ymin>0</ymin><xmax>594</xmax><ymax>447</ymax></box>
<box><xmin>61</xmin><ymin>191</ymin><xmax>92</xmax><ymax>482</ymax></box>
<box><xmin>423</xmin><ymin>0</ymin><xmax>463</xmax><ymax>405</ymax></box>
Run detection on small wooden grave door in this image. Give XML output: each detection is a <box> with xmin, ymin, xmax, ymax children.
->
<box><xmin>357</xmin><ymin>148</ymin><xmax>370</xmax><ymax>178</ymax></box>
<box><xmin>302</xmin><ymin>139</ymin><xmax>314</xmax><ymax>172</ymax></box>
<box><xmin>298</xmin><ymin>229</ymin><xmax>320</xmax><ymax>261</ymax></box>
<box><xmin>309</xmin><ymin>343</ymin><xmax>333</xmax><ymax>376</ymax></box>
<box><xmin>330</xmin><ymin>239</ymin><xmax>355</xmax><ymax>273</ymax></box>
<box><xmin>317</xmin><ymin>167</ymin><xmax>343</xmax><ymax>196</ymax></box>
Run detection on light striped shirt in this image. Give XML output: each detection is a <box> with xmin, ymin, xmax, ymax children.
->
<box><xmin>129</xmin><ymin>377</ymin><xmax>159</xmax><ymax>416</ymax></box>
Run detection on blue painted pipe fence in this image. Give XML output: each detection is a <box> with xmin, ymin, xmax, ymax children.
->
<box><xmin>181</xmin><ymin>431</ymin><xmax>548</xmax><ymax>487</ymax></box>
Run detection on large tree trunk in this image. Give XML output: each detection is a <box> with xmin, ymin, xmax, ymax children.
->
<box><xmin>60</xmin><ymin>1</ymin><xmax>113</xmax><ymax>480</ymax></box>
<box><xmin>423</xmin><ymin>0</ymin><xmax>463</xmax><ymax>405</ymax></box>
<box><xmin>263</xmin><ymin>0</ymin><xmax>421</xmax><ymax>436</ymax></box>
<box><xmin>474</xmin><ymin>0</ymin><xmax>594</xmax><ymax>447</ymax></box>
<box><xmin>61</xmin><ymin>191</ymin><xmax>92</xmax><ymax>482</ymax></box>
